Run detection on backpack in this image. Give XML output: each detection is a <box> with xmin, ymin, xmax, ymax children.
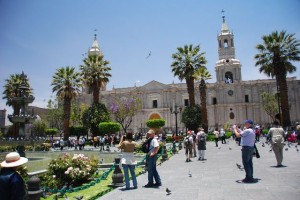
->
<box><xmin>199</xmin><ymin>134</ymin><xmax>205</xmax><ymax>142</ymax></box>
<box><xmin>273</xmin><ymin>134</ymin><xmax>283</xmax><ymax>143</ymax></box>
<box><xmin>185</xmin><ymin>136</ymin><xmax>191</xmax><ymax>146</ymax></box>
<box><xmin>141</xmin><ymin>138</ymin><xmax>153</xmax><ymax>153</ymax></box>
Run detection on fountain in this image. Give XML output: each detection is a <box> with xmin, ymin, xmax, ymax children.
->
<box><xmin>7</xmin><ymin>72</ymin><xmax>37</xmax><ymax>157</ymax></box>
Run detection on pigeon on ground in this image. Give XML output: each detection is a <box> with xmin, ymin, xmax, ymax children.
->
<box><xmin>236</xmin><ymin>163</ymin><xmax>242</xmax><ymax>169</ymax></box>
<box><xmin>166</xmin><ymin>188</ymin><xmax>171</xmax><ymax>195</ymax></box>
<box><xmin>229</xmin><ymin>147</ymin><xmax>232</xmax><ymax>150</ymax></box>
<box><xmin>269</xmin><ymin>149</ymin><xmax>273</xmax><ymax>152</ymax></box>
<box><xmin>262</xmin><ymin>143</ymin><xmax>265</xmax><ymax>147</ymax></box>
<box><xmin>188</xmin><ymin>170</ymin><xmax>192</xmax><ymax>177</ymax></box>
<box><xmin>296</xmin><ymin>148</ymin><xmax>299</xmax><ymax>152</ymax></box>
<box><xmin>285</xmin><ymin>148</ymin><xmax>288</xmax><ymax>151</ymax></box>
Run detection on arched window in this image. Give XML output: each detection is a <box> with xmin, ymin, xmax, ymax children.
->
<box><xmin>225</xmin><ymin>71</ymin><xmax>233</xmax><ymax>84</ymax></box>
<box><xmin>229</xmin><ymin>112</ymin><xmax>235</xmax><ymax>119</ymax></box>
<box><xmin>224</xmin><ymin>39</ymin><xmax>228</xmax><ymax>48</ymax></box>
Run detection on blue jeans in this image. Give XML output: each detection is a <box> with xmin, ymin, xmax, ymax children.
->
<box><xmin>122</xmin><ymin>164</ymin><xmax>137</xmax><ymax>188</ymax></box>
<box><xmin>242</xmin><ymin>146</ymin><xmax>254</xmax><ymax>180</ymax></box>
<box><xmin>147</xmin><ymin>154</ymin><xmax>161</xmax><ymax>184</ymax></box>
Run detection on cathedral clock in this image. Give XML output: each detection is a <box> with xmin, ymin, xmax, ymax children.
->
<box><xmin>228</xmin><ymin>90</ymin><xmax>233</xmax><ymax>96</ymax></box>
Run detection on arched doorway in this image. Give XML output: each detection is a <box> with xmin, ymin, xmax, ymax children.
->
<box><xmin>149</xmin><ymin>113</ymin><xmax>161</xmax><ymax>119</ymax></box>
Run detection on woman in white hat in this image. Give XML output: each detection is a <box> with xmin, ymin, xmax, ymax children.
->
<box><xmin>0</xmin><ymin>152</ymin><xmax>28</xmax><ymax>200</ymax></box>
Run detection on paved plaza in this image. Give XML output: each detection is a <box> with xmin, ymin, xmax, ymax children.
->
<box><xmin>98</xmin><ymin>139</ymin><xmax>300</xmax><ymax>200</ymax></box>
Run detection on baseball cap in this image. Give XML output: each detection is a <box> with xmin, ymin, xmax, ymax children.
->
<box><xmin>244</xmin><ymin>119</ymin><xmax>253</xmax><ymax>124</ymax></box>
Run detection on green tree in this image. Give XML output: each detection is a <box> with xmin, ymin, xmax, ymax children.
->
<box><xmin>82</xmin><ymin>103</ymin><xmax>110</xmax><ymax>136</ymax></box>
<box><xmin>109</xmin><ymin>97</ymin><xmax>142</xmax><ymax>133</ymax></box>
<box><xmin>70</xmin><ymin>126</ymin><xmax>88</xmax><ymax>139</ymax></box>
<box><xmin>171</xmin><ymin>44</ymin><xmax>207</xmax><ymax>106</ymax></box>
<box><xmin>46</xmin><ymin>97</ymin><xmax>64</xmax><ymax>130</ymax></box>
<box><xmin>51</xmin><ymin>67</ymin><xmax>82</xmax><ymax>139</ymax></box>
<box><xmin>98</xmin><ymin>122</ymin><xmax>121</xmax><ymax>135</ymax></box>
<box><xmin>70</xmin><ymin>101</ymin><xmax>89</xmax><ymax>126</ymax></box>
<box><xmin>80</xmin><ymin>54</ymin><xmax>111</xmax><ymax>104</ymax></box>
<box><xmin>261</xmin><ymin>92</ymin><xmax>279</xmax><ymax>123</ymax></box>
<box><xmin>193</xmin><ymin>67</ymin><xmax>212</xmax><ymax>133</ymax></box>
<box><xmin>32</xmin><ymin>120</ymin><xmax>48</xmax><ymax>136</ymax></box>
<box><xmin>146</xmin><ymin>119</ymin><xmax>166</xmax><ymax>131</ymax></box>
<box><xmin>254</xmin><ymin>30</ymin><xmax>300</xmax><ymax>128</ymax></box>
<box><xmin>181</xmin><ymin>105</ymin><xmax>201</xmax><ymax>133</ymax></box>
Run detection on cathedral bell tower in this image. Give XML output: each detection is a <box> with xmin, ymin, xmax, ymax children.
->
<box><xmin>215</xmin><ymin>14</ymin><xmax>242</xmax><ymax>85</ymax></box>
<box><xmin>82</xmin><ymin>34</ymin><xmax>107</xmax><ymax>94</ymax></box>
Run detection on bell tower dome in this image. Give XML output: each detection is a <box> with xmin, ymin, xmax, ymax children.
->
<box><xmin>215</xmin><ymin>13</ymin><xmax>242</xmax><ymax>84</ymax></box>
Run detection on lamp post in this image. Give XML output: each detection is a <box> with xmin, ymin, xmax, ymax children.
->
<box><xmin>170</xmin><ymin>104</ymin><xmax>182</xmax><ymax>136</ymax></box>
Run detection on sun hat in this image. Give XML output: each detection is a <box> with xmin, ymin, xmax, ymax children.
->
<box><xmin>244</xmin><ymin>119</ymin><xmax>253</xmax><ymax>125</ymax></box>
<box><xmin>1</xmin><ymin>152</ymin><xmax>28</xmax><ymax>168</ymax></box>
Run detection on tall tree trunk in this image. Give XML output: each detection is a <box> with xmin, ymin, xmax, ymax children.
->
<box><xmin>92</xmin><ymin>84</ymin><xmax>100</xmax><ymax>104</ymax></box>
<box><xmin>277</xmin><ymin>71</ymin><xmax>291</xmax><ymax>128</ymax></box>
<box><xmin>186</xmin><ymin>77</ymin><xmax>195</xmax><ymax>107</ymax></box>
<box><xmin>63</xmin><ymin>97</ymin><xmax>71</xmax><ymax>140</ymax></box>
<box><xmin>274</xmin><ymin>55</ymin><xmax>291</xmax><ymax>128</ymax></box>
<box><xmin>200</xmin><ymin>80</ymin><xmax>208</xmax><ymax>133</ymax></box>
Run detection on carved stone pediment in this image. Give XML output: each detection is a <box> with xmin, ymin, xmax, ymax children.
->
<box><xmin>141</xmin><ymin>80</ymin><xmax>169</xmax><ymax>91</ymax></box>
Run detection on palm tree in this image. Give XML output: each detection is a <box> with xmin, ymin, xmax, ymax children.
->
<box><xmin>193</xmin><ymin>68</ymin><xmax>212</xmax><ymax>133</ymax></box>
<box><xmin>171</xmin><ymin>44</ymin><xmax>207</xmax><ymax>106</ymax></box>
<box><xmin>254</xmin><ymin>31</ymin><xmax>300</xmax><ymax>128</ymax></box>
<box><xmin>51</xmin><ymin>67</ymin><xmax>82</xmax><ymax>139</ymax></box>
<box><xmin>80</xmin><ymin>54</ymin><xmax>111</xmax><ymax>104</ymax></box>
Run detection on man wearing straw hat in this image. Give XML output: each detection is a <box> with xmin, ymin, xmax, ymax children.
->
<box><xmin>0</xmin><ymin>152</ymin><xmax>28</xmax><ymax>199</ymax></box>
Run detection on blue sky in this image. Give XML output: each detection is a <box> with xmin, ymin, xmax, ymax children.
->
<box><xmin>1</xmin><ymin>0</ymin><xmax>300</xmax><ymax>124</ymax></box>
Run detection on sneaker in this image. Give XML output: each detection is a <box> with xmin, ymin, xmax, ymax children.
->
<box><xmin>144</xmin><ymin>183</ymin><xmax>154</xmax><ymax>188</ymax></box>
<box><xmin>186</xmin><ymin>158</ymin><xmax>189</xmax><ymax>162</ymax></box>
<box><xmin>242</xmin><ymin>178</ymin><xmax>254</xmax><ymax>183</ymax></box>
<box><xmin>154</xmin><ymin>182</ymin><xmax>162</xmax><ymax>187</ymax></box>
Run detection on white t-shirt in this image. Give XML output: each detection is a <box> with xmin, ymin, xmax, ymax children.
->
<box><xmin>149</xmin><ymin>138</ymin><xmax>159</xmax><ymax>153</ymax></box>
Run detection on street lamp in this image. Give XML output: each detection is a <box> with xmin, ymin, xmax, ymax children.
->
<box><xmin>170</xmin><ymin>104</ymin><xmax>182</xmax><ymax>136</ymax></box>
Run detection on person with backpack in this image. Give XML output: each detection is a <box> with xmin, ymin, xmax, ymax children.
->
<box><xmin>144</xmin><ymin>129</ymin><xmax>162</xmax><ymax>188</ymax></box>
<box><xmin>214</xmin><ymin>128</ymin><xmax>219</xmax><ymax>147</ymax></box>
<box><xmin>196</xmin><ymin>128</ymin><xmax>207</xmax><ymax>161</ymax></box>
<box><xmin>118</xmin><ymin>131</ymin><xmax>138</xmax><ymax>190</ymax></box>
<box><xmin>220</xmin><ymin>128</ymin><xmax>226</xmax><ymax>144</ymax></box>
<box><xmin>267</xmin><ymin>121</ymin><xmax>285</xmax><ymax>167</ymax></box>
<box><xmin>184</xmin><ymin>131</ymin><xmax>193</xmax><ymax>162</ymax></box>
<box><xmin>0</xmin><ymin>152</ymin><xmax>28</xmax><ymax>199</ymax></box>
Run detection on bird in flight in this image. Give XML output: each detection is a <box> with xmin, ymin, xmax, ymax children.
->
<box><xmin>146</xmin><ymin>51</ymin><xmax>151</xmax><ymax>59</ymax></box>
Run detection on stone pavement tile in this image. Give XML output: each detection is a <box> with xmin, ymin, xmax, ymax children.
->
<box><xmin>97</xmin><ymin>140</ymin><xmax>300</xmax><ymax>200</ymax></box>
<box><xmin>265</xmin><ymin>186</ymin><xmax>300</xmax><ymax>200</ymax></box>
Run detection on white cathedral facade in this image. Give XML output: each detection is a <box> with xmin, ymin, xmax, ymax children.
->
<box><xmin>78</xmin><ymin>17</ymin><xmax>300</xmax><ymax>133</ymax></box>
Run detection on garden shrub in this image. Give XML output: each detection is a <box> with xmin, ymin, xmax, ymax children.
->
<box><xmin>40</xmin><ymin>153</ymin><xmax>98</xmax><ymax>189</ymax></box>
